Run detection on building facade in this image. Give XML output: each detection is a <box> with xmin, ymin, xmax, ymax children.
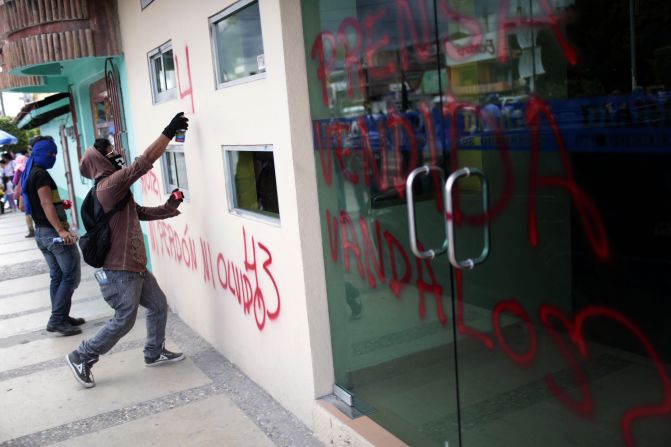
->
<box><xmin>2</xmin><ymin>1</ymin><xmax>671</xmax><ymax>446</ymax></box>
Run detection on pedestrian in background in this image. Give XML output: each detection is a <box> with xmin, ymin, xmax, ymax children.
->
<box><xmin>21</xmin><ymin>136</ymin><xmax>84</xmax><ymax>336</ymax></box>
<box><xmin>1</xmin><ymin>151</ymin><xmax>15</xmax><ymax>193</ymax></box>
<box><xmin>12</xmin><ymin>152</ymin><xmax>35</xmax><ymax>237</ymax></box>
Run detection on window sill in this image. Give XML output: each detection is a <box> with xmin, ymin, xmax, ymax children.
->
<box><xmin>216</xmin><ymin>72</ymin><xmax>267</xmax><ymax>90</ymax></box>
<box><xmin>229</xmin><ymin>208</ymin><xmax>280</xmax><ymax>227</ymax></box>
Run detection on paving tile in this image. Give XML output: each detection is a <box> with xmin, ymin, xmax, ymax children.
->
<box><xmin>0</xmin><ymin>279</ymin><xmax>100</xmax><ymax>315</ymax></box>
<box><xmin>50</xmin><ymin>394</ymin><xmax>275</xmax><ymax>447</ymax></box>
<box><xmin>1</xmin><ymin>319</ymin><xmax>148</xmax><ymax>373</ymax></box>
<box><xmin>0</xmin><ymin>272</ymin><xmax>52</xmax><ymax>296</ymax></box>
<box><xmin>0</xmin><ymin>345</ymin><xmax>209</xmax><ymax>442</ymax></box>
<box><xmin>0</xmin><ymin>239</ymin><xmax>38</xmax><ymax>254</ymax></box>
<box><xmin>0</xmin><ymin>299</ymin><xmax>113</xmax><ymax>338</ymax></box>
<box><xmin>0</xmin><ymin>248</ymin><xmax>45</xmax><ymax>266</ymax></box>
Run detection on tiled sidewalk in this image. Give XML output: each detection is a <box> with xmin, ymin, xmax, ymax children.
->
<box><xmin>0</xmin><ymin>212</ymin><xmax>322</xmax><ymax>447</ymax></box>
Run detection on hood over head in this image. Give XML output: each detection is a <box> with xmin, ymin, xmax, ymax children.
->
<box><xmin>80</xmin><ymin>147</ymin><xmax>117</xmax><ymax>181</ymax></box>
<box><xmin>31</xmin><ymin>139</ymin><xmax>58</xmax><ymax>169</ymax></box>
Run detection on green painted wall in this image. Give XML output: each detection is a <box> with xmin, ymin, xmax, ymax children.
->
<box><xmin>36</xmin><ymin>55</ymin><xmax>153</xmax><ymax>265</ymax></box>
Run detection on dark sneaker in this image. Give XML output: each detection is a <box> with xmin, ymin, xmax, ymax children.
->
<box><xmin>66</xmin><ymin>351</ymin><xmax>95</xmax><ymax>388</ymax></box>
<box><xmin>145</xmin><ymin>347</ymin><xmax>185</xmax><ymax>367</ymax></box>
<box><xmin>25</xmin><ymin>229</ymin><xmax>35</xmax><ymax>238</ymax></box>
<box><xmin>67</xmin><ymin>316</ymin><xmax>86</xmax><ymax>326</ymax></box>
<box><xmin>46</xmin><ymin>322</ymin><xmax>82</xmax><ymax>336</ymax></box>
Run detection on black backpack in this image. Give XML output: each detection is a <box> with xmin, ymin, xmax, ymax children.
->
<box><xmin>78</xmin><ymin>180</ymin><xmax>131</xmax><ymax>268</ymax></box>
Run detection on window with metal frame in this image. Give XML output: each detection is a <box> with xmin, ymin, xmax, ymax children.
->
<box><xmin>89</xmin><ymin>78</ymin><xmax>115</xmax><ymax>143</ymax></box>
<box><xmin>147</xmin><ymin>42</ymin><xmax>176</xmax><ymax>104</ymax></box>
<box><xmin>210</xmin><ymin>0</ymin><xmax>266</xmax><ymax>88</ymax></box>
<box><xmin>223</xmin><ymin>145</ymin><xmax>279</xmax><ymax>223</ymax></box>
<box><xmin>161</xmin><ymin>145</ymin><xmax>189</xmax><ymax>199</ymax></box>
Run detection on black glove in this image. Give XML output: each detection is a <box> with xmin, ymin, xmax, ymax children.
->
<box><xmin>162</xmin><ymin>112</ymin><xmax>189</xmax><ymax>139</ymax></box>
<box><xmin>166</xmin><ymin>188</ymin><xmax>184</xmax><ymax>209</ymax></box>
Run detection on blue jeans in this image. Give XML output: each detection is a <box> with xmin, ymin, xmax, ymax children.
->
<box><xmin>35</xmin><ymin>226</ymin><xmax>82</xmax><ymax>326</ymax></box>
<box><xmin>76</xmin><ymin>269</ymin><xmax>168</xmax><ymax>364</ymax></box>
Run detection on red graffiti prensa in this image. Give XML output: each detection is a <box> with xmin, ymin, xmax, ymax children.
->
<box><xmin>311</xmin><ymin>0</ymin><xmax>577</xmax><ymax>104</ymax></box>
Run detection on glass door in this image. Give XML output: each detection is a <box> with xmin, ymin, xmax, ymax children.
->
<box><xmin>441</xmin><ymin>1</ymin><xmax>671</xmax><ymax>446</ymax></box>
<box><xmin>302</xmin><ymin>1</ymin><xmax>461</xmax><ymax>445</ymax></box>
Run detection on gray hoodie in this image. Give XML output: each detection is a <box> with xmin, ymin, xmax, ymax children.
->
<box><xmin>79</xmin><ymin>148</ymin><xmax>179</xmax><ymax>272</ymax></box>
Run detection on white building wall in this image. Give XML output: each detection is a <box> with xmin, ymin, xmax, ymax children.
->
<box><xmin>116</xmin><ymin>0</ymin><xmax>333</xmax><ymax>425</ymax></box>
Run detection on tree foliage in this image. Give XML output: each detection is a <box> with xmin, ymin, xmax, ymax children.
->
<box><xmin>0</xmin><ymin>116</ymin><xmax>34</xmax><ymax>154</ymax></box>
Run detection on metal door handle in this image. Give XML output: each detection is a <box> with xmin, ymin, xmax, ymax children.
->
<box><xmin>406</xmin><ymin>165</ymin><xmax>447</xmax><ymax>259</ymax></box>
<box><xmin>444</xmin><ymin>167</ymin><xmax>491</xmax><ymax>269</ymax></box>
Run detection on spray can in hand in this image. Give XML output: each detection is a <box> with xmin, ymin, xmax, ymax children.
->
<box><xmin>52</xmin><ymin>235</ymin><xmax>78</xmax><ymax>245</ymax></box>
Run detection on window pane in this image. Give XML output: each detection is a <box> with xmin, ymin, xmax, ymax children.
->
<box><xmin>174</xmin><ymin>152</ymin><xmax>188</xmax><ymax>189</ymax></box>
<box><xmin>152</xmin><ymin>55</ymin><xmax>165</xmax><ymax>93</ymax></box>
<box><xmin>213</xmin><ymin>1</ymin><xmax>265</xmax><ymax>84</ymax></box>
<box><xmin>167</xmin><ymin>153</ymin><xmax>178</xmax><ymax>186</ymax></box>
<box><xmin>163</xmin><ymin>49</ymin><xmax>176</xmax><ymax>90</ymax></box>
<box><xmin>229</xmin><ymin>149</ymin><xmax>279</xmax><ymax>217</ymax></box>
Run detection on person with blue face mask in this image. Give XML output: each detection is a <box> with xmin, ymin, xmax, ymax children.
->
<box><xmin>22</xmin><ymin>136</ymin><xmax>84</xmax><ymax>336</ymax></box>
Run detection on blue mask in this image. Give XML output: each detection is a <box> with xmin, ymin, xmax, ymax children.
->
<box><xmin>32</xmin><ymin>139</ymin><xmax>57</xmax><ymax>169</ymax></box>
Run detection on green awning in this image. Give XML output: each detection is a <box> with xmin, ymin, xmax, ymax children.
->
<box><xmin>16</xmin><ymin>93</ymin><xmax>70</xmax><ymax>130</ymax></box>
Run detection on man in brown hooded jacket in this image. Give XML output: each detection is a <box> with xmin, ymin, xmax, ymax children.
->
<box><xmin>66</xmin><ymin>112</ymin><xmax>188</xmax><ymax>388</ymax></box>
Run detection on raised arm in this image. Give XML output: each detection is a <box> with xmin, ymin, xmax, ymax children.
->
<box><xmin>144</xmin><ymin>113</ymin><xmax>189</xmax><ymax>164</ymax></box>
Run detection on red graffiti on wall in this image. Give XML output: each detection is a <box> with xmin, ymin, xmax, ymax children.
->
<box><xmin>326</xmin><ymin>208</ymin><xmax>447</xmax><ymax>326</ymax></box>
<box><xmin>314</xmin><ymin>96</ymin><xmax>609</xmax><ymax>259</ymax></box>
<box><xmin>443</xmin><ymin>98</ymin><xmax>514</xmax><ymax>226</ymax></box>
<box><xmin>437</xmin><ymin>0</ymin><xmax>484</xmax><ymax>62</ymax></box>
<box><xmin>174</xmin><ymin>45</ymin><xmax>195</xmax><ymax>114</ymax></box>
<box><xmin>310</xmin><ymin>1</ymin><xmax>576</xmax><ymax>105</ymax></box>
<box><xmin>538</xmin><ymin>305</ymin><xmax>671</xmax><ymax>447</ymax></box>
<box><xmin>200</xmin><ymin>228</ymin><xmax>281</xmax><ymax>330</ymax></box>
<box><xmin>140</xmin><ymin>169</ymin><xmax>161</xmax><ymax>199</ymax></box>
<box><xmin>148</xmin><ymin>221</ymin><xmax>198</xmax><ymax>272</ymax></box>
<box><xmin>148</xmin><ymin>223</ymin><xmax>280</xmax><ymax>331</ymax></box>
<box><xmin>526</xmin><ymin>96</ymin><xmax>609</xmax><ymax>260</ymax></box>
<box><xmin>452</xmin><ymin>269</ymin><xmax>671</xmax><ymax>447</ymax></box>
<box><xmin>306</xmin><ymin>4</ymin><xmax>671</xmax><ymax>442</ymax></box>
<box><xmin>312</xmin><ymin>88</ymin><xmax>665</xmax><ymax>447</ymax></box>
